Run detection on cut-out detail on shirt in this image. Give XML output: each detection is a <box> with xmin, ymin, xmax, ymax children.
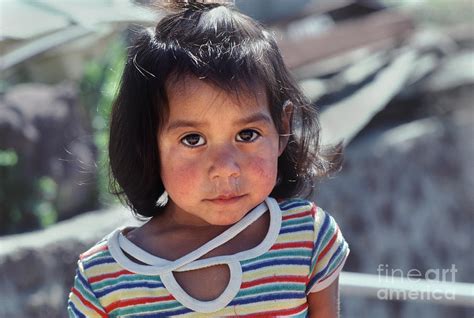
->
<box><xmin>173</xmin><ymin>264</ymin><xmax>231</xmax><ymax>301</ymax></box>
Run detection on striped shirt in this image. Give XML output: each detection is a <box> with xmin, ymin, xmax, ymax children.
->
<box><xmin>68</xmin><ymin>197</ymin><xmax>349</xmax><ymax>317</ymax></box>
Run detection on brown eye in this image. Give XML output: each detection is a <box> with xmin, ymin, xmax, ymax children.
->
<box><xmin>181</xmin><ymin>134</ymin><xmax>205</xmax><ymax>147</ymax></box>
<box><xmin>236</xmin><ymin>129</ymin><xmax>260</xmax><ymax>142</ymax></box>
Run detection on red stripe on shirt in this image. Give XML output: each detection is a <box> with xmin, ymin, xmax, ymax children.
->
<box><xmin>282</xmin><ymin>210</ymin><xmax>313</xmax><ymax>221</ymax></box>
<box><xmin>316</xmin><ymin>228</ymin><xmax>339</xmax><ymax>263</ymax></box>
<box><xmin>271</xmin><ymin>241</ymin><xmax>313</xmax><ymax>250</ymax></box>
<box><xmin>105</xmin><ymin>295</ymin><xmax>175</xmax><ymax>313</ymax></box>
<box><xmin>71</xmin><ymin>287</ymin><xmax>108</xmax><ymax>317</ymax></box>
<box><xmin>241</xmin><ymin>275</ymin><xmax>307</xmax><ymax>289</ymax></box>
<box><xmin>80</xmin><ymin>245</ymin><xmax>108</xmax><ymax>259</ymax></box>
<box><xmin>89</xmin><ymin>269</ymin><xmax>132</xmax><ymax>283</ymax></box>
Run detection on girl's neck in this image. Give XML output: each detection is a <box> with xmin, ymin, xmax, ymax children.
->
<box><xmin>164</xmin><ymin>206</ymin><xmax>218</xmax><ymax>228</ymax></box>
<box><xmin>149</xmin><ymin>205</ymin><xmax>232</xmax><ymax>238</ymax></box>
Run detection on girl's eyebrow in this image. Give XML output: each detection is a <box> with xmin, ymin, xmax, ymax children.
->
<box><xmin>166</xmin><ymin>112</ymin><xmax>273</xmax><ymax>132</ymax></box>
<box><xmin>236</xmin><ymin>112</ymin><xmax>273</xmax><ymax>126</ymax></box>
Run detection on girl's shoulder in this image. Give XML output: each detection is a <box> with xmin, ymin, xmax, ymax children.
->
<box><xmin>276</xmin><ymin>197</ymin><xmax>342</xmax><ymax>234</ymax></box>
<box><xmin>75</xmin><ymin>231</ymin><xmax>119</xmax><ymax>272</ymax></box>
<box><xmin>277</xmin><ymin>197</ymin><xmax>316</xmax><ymax>230</ymax></box>
<box><xmin>277</xmin><ymin>197</ymin><xmax>314</xmax><ymax>213</ymax></box>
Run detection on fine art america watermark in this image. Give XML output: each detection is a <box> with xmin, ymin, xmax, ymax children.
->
<box><xmin>376</xmin><ymin>264</ymin><xmax>458</xmax><ymax>301</ymax></box>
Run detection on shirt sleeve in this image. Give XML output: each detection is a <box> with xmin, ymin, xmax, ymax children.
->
<box><xmin>306</xmin><ymin>205</ymin><xmax>350</xmax><ymax>294</ymax></box>
<box><xmin>67</xmin><ymin>260</ymin><xmax>108</xmax><ymax>318</ymax></box>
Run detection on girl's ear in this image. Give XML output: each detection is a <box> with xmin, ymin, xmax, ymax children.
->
<box><xmin>279</xmin><ymin>100</ymin><xmax>293</xmax><ymax>156</ymax></box>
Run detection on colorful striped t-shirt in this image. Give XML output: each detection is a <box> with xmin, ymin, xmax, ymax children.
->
<box><xmin>68</xmin><ymin>197</ymin><xmax>349</xmax><ymax>317</ymax></box>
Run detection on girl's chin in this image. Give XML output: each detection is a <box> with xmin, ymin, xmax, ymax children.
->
<box><xmin>165</xmin><ymin>195</ymin><xmax>265</xmax><ymax>227</ymax></box>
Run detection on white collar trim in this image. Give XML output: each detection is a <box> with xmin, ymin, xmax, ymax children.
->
<box><xmin>107</xmin><ymin>197</ymin><xmax>281</xmax><ymax>313</ymax></box>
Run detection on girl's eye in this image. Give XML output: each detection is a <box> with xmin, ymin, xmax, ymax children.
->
<box><xmin>236</xmin><ymin>129</ymin><xmax>260</xmax><ymax>142</ymax></box>
<box><xmin>181</xmin><ymin>134</ymin><xmax>205</xmax><ymax>147</ymax></box>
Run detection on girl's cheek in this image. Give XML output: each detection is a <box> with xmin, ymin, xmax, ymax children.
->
<box><xmin>247</xmin><ymin>155</ymin><xmax>278</xmax><ymax>184</ymax></box>
<box><xmin>161</xmin><ymin>148</ymin><xmax>202</xmax><ymax>195</ymax></box>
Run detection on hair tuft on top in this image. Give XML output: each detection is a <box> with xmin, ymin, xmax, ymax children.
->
<box><xmin>151</xmin><ymin>0</ymin><xmax>235</xmax><ymax>13</ymax></box>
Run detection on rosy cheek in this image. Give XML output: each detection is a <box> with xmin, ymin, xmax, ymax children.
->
<box><xmin>161</xmin><ymin>153</ymin><xmax>201</xmax><ymax>197</ymax></box>
<box><xmin>177</xmin><ymin>168</ymin><xmax>199</xmax><ymax>193</ymax></box>
<box><xmin>247</xmin><ymin>156</ymin><xmax>278</xmax><ymax>184</ymax></box>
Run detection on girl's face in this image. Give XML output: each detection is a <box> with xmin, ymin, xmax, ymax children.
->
<box><xmin>158</xmin><ymin>76</ymin><xmax>284</xmax><ymax>226</ymax></box>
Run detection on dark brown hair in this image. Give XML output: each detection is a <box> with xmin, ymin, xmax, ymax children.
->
<box><xmin>109</xmin><ymin>2</ymin><xmax>342</xmax><ymax>218</ymax></box>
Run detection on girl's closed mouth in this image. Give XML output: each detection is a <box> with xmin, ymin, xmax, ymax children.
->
<box><xmin>206</xmin><ymin>194</ymin><xmax>247</xmax><ymax>204</ymax></box>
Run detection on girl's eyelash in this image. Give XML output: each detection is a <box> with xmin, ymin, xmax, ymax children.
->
<box><xmin>236</xmin><ymin>129</ymin><xmax>261</xmax><ymax>142</ymax></box>
<box><xmin>180</xmin><ymin>134</ymin><xmax>206</xmax><ymax>147</ymax></box>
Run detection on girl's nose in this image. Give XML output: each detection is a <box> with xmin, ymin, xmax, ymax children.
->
<box><xmin>208</xmin><ymin>145</ymin><xmax>241</xmax><ymax>180</ymax></box>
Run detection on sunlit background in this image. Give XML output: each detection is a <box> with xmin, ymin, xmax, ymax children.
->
<box><xmin>0</xmin><ymin>0</ymin><xmax>473</xmax><ymax>317</ymax></box>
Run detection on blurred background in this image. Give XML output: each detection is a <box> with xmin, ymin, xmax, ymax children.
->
<box><xmin>0</xmin><ymin>0</ymin><xmax>473</xmax><ymax>317</ymax></box>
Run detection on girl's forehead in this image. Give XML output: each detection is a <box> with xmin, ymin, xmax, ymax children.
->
<box><xmin>160</xmin><ymin>75</ymin><xmax>275</xmax><ymax>131</ymax></box>
<box><xmin>166</xmin><ymin>75</ymin><xmax>268</xmax><ymax>112</ymax></box>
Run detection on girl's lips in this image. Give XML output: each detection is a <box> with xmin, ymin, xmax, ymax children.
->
<box><xmin>206</xmin><ymin>194</ymin><xmax>246</xmax><ymax>204</ymax></box>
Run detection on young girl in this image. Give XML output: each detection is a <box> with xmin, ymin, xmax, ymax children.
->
<box><xmin>68</xmin><ymin>1</ymin><xmax>349</xmax><ymax>317</ymax></box>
